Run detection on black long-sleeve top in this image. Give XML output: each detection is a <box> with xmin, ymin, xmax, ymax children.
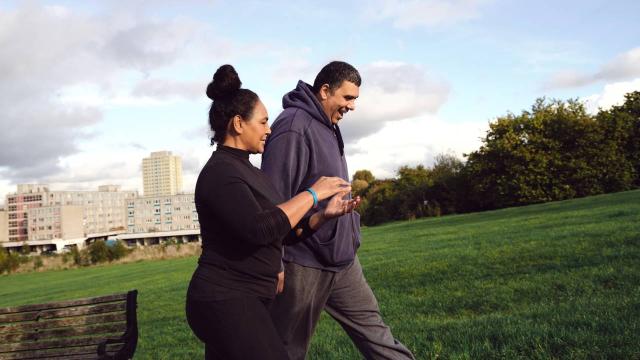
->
<box><xmin>189</xmin><ymin>145</ymin><xmax>292</xmax><ymax>300</ymax></box>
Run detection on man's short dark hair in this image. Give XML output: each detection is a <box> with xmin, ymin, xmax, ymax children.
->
<box><xmin>312</xmin><ymin>61</ymin><xmax>361</xmax><ymax>94</ymax></box>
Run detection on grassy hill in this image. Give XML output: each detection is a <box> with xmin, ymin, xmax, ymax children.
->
<box><xmin>1</xmin><ymin>190</ymin><xmax>639</xmax><ymax>359</ymax></box>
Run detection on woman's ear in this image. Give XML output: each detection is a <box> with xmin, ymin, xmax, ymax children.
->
<box><xmin>229</xmin><ymin>115</ymin><xmax>243</xmax><ymax>135</ymax></box>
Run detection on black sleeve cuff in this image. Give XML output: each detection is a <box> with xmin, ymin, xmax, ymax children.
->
<box><xmin>255</xmin><ymin>206</ymin><xmax>291</xmax><ymax>245</ymax></box>
<box><xmin>285</xmin><ymin>214</ymin><xmax>318</xmax><ymax>245</ymax></box>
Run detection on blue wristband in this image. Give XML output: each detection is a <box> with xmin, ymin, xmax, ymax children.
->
<box><xmin>306</xmin><ymin>188</ymin><xmax>318</xmax><ymax>208</ymax></box>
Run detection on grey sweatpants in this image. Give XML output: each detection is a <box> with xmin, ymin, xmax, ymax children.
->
<box><xmin>269</xmin><ymin>256</ymin><xmax>415</xmax><ymax>360</ymax></box>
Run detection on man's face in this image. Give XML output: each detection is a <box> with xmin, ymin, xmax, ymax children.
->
<box><xmin>319</xmin><ymin>81</ymin><xmax>359</xmax><ymax>125</ymax></box>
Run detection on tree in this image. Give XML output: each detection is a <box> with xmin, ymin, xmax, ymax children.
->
<box><xmin>395</xmin><ymin>165</ymin><xmax>433</xmax><ymax>219</ymax></box>
<box><xmin>88</xmin><ymin>241</ymin><xmax>110</xmax><ymax>264</ymax></box>
<box><xmin>352</xmin><ymin>169</ymin><xmax>376</xmax><ymax>198</ymax></box>
<box><xmin>352</xmin><ymin>169</ymin><xmax>375</xmax><ymax>184</ymax></box>
<box><xmin>465</xmin><ymin>98</ymin><xmax>611</xmax><ymax>209</ymax></box>
<box><xmin>21</xmin><ymin>243</ymin><xmax>30</xmax><ymax>255</ymax></box>
<box><xmin>361</xmin><ymin>180</ymin><xmax>399</xmax><ymax>225</ymax></box>
<box><xmin>594</xmin><ymin>108</ymin><xmax>636</xmax><ymax>192</ymax></box>
<box><xmin>0</xmin><ymin>250</ymin><xmax>23</xmax><ymax>274</ymax></box>
<box><xmin>356</xmin><ymin>92</ymin><xmax>640</xmax><ymax>224</ymax></box>
<box><xmin>430</xmin><ymin>153</ymin><xmax>466</xmax><ymax>214</ymax></box>
<box><xmin>107</xmin><ymin>240</ymin><xmax>130</xmax><ymax>261</ymax></box>
<box><xmin>598</xmin><ymin>91</ymin><xmax>640</xmax><ymax>187</ymax></box>
<box><xmin>351</xmin><ymin>179</ymin><xmax>370</xmax><ymax>197</ymax></box>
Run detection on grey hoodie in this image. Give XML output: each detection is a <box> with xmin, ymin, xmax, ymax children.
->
<box><xmin>261</xmin><ymin>81</ymin><xmax>361</xmax><ymax>271</ymax></box>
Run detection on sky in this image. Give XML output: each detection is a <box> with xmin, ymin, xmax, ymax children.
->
<box><xmin>1</xmin><ymin>0</ymin><xmax>639</xmax><ymax>205</ymax></box>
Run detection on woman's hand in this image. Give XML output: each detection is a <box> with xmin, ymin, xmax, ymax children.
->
<box><xmin>276</xmin><ymin>177</ymin><xmax>351</xmax><ymax>232</ymax></box>
<box><xmin>309</xmin><ymin>177</ymin><xmax>351</xmax><ymax>201</ymax></box>
<box><xmin>323</xmin><ymin>191</ymin><xmax>361</xmax><ymax>219</ymax></box>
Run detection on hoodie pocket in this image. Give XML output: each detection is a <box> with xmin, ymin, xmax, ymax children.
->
<box><xmin>311</xmin><ymin>213</ymin><xmax>359</xmax><ymax>267</ymax></box>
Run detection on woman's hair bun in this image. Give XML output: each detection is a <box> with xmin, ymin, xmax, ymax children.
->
<box><xmin>206</xmin><ymin>64</ymin><xmax>242</xmax><ymax>101</ymax></box>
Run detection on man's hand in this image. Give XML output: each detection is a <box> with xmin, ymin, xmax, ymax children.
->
<box><xmin>323</xmin><ymin>191</ymin><xmax>361</xmax><ymax>219</ymax></box>
<box><xmin>306</xmin><ymin>191</ymin><xmax>361</xmax><ymax>231</ymax></box>
<box><xmin>276</xmin><ymin>271</ymin><xmax>285</xmax><ymax>294</ymax></box>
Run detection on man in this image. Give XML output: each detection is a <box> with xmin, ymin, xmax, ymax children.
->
<box><xmin>262</xmin><ymin>61</ymin><xmax>415</xmax><ymax>360</ymax></box>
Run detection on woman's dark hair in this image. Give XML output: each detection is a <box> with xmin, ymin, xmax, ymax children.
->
<box><xmin>312</xmin><ymin>61</ymin><xmax>361</xmax><ymax>94</ymax></box>
<box><xmin>206</xmin><ymin>65</ymin><xmax>259</xmax><ymax>145</ymax></box>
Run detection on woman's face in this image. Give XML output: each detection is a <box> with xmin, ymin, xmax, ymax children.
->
<box><xmin>241</xmin><ymin>100</ymin><xmax>270</xmax><ymax>154</ymax></box>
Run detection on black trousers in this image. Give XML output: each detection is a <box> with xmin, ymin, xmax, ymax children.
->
<box><xmin>186</xmin><ymin>295</ymin><xmax>290</xmax><ymax>360</ymax></box>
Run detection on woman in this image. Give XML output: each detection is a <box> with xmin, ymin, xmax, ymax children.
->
<box><xmin>185</xmin><ymin>65</ymin><xmax>359</xmax><ymax>359</ymax></box>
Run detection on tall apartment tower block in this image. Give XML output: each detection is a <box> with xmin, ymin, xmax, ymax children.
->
<box><xmin>142</xmin><ymin>151</ymin><xmax>183</xmax><ymax>196</ymax></box>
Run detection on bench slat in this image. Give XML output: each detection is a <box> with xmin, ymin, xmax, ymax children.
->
<box><xmin>29</xmin><ymin>343</ymin><xmax>123</xmax><ymax>360</ymax></box>
<box><xmin>0</xmin><ymin>344</ymin><xmax>122</xmax><ymax>360</ymax></box>
<box><xmin>0</xmin><ymin>294</ymin><xmax>128</xmax><ymax>315</ymax></box>
<box><xmin>0</xmin><ymin>302</ymin><xmax>126</xmax><ymax>323</ymax></box>
<box><xmin>0</xmin><ymin>313</ymin><xmax>127</xmax><ymax>335</ymax></box>
<box><xmin>0</xmin><ymin>344</ymin><xmax>105</xmax><ymax>360</ymax></box>
<box><xmin>0</xmin><ymin>335</ymin><xmax>121</xmax><ymax>353</ymax></box>
<box><xmin>56</xmin><ymin>355</ymin><xmax>101</xmax><ymax>360</ymax></box>
<box><xmin>1</xmin><ymin>322</ymin><xmax>126</xmax><ymax>344</ymax></box>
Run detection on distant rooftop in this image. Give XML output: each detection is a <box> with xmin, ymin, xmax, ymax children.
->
<box><xmin>149</xmin><ymin>151</ymin><xmax>173</xmax><ymax>157</ymax></box>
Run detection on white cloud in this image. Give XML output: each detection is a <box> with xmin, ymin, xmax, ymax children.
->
<box><xmin>543</xmin><ymin>70</ymin><xmax>590</xmax><ymax>89</ymax></box>
<box><xmin>0</xmin><ymin>178</ymin><xmax>13</xmax><ymax>207</ymax></box>
<box><xmin>43</xmin><ymin>150</ymin><xmax>146</xmax><ymax>192</ymax></box>
<box><xmin>340</xmin><ymin>61</ymin><xmax>449</xmax><ymax>140</ymax></box>
<box><xmin>270</xmin><ymin>47</ymin><xmax>315</xmax><ymax>85</ymax></box>
<box><xmin>365</xmin><ymin>0</ymin><xmax>491</xmax><ymax>29</ymax></box>
<box><xmin>57</xmin><ymin>82</ymin><xmax>180</xmax><ymax>108</ymax></box>
<box><xmin>0</xmin><ymin>2</ymin><xmax>307</xmax><ymax>198</ymax></box>
<box><xmin>545</xmin><ymin>47</ymin><xmax>640</xmax><ymax>90</ymax></box>
<box><xmin>599</xmin><ymin>48</ymin><xmax>640</xmax><ymax>81</ymax></box>
<box><xmin>582</xmin><ymin>78</ymin><xmax>640</xmax><ymax>114</ymax></box>
<box><xmin>31</xmin><ymin>142</ymin><xmax>214</xmax><ymax>196</ymax></box>
<box><xmin>0</xmin><ymin>4</ymin><xmax>203</xmax><ymax>185</ymax></box>
<box><xmin>346</xmin><ymin>115</ymin><xmax>486</xmax><ymax>179</ymax></box>
<box><xmin>131</xmin><ymin>78</ymin><xmax>203</xmax><ymax>100</ymax></box>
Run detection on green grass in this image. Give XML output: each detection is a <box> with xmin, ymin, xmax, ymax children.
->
<box><xmin>2</xmin><ymin>190</ymin><xmax>639</xmax><ymax>359</ymax></box>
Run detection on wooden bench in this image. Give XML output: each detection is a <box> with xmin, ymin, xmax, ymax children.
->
<box><xmin>0</xmin><ymin>290</ymin><xmax>138</xmax><ymax>360</ymax></box>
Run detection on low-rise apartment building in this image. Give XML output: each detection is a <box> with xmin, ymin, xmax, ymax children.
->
<box><xmin>0</xmin><ymin>209</ymin><xmax>7</xmax><ymax>243</ymax></box>
<box><xmin>5</xmin><ymin>184</ymin><xmax>138</xmax><ymax>242</ymax></box>
<box><xmin>127</xmin><ymin>193</ymin><xmax>198</xmax><ymax>233</ymax></box>
<box><xmin>28</xmin><ymin>205</ymin><xmax>84</xmax><ymax>241</ymax></box>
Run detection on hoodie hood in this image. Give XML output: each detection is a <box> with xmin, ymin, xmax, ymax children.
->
<box><xmin>282</xmin><ymin>81</ymin><xmax>332</xmax><ymax>128</ymax></box>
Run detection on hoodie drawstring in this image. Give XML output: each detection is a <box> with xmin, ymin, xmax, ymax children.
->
<box><xmin>333</xmin><ymin>124</ymin><xmax>344</xmax><ymax>156</ymax></box>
